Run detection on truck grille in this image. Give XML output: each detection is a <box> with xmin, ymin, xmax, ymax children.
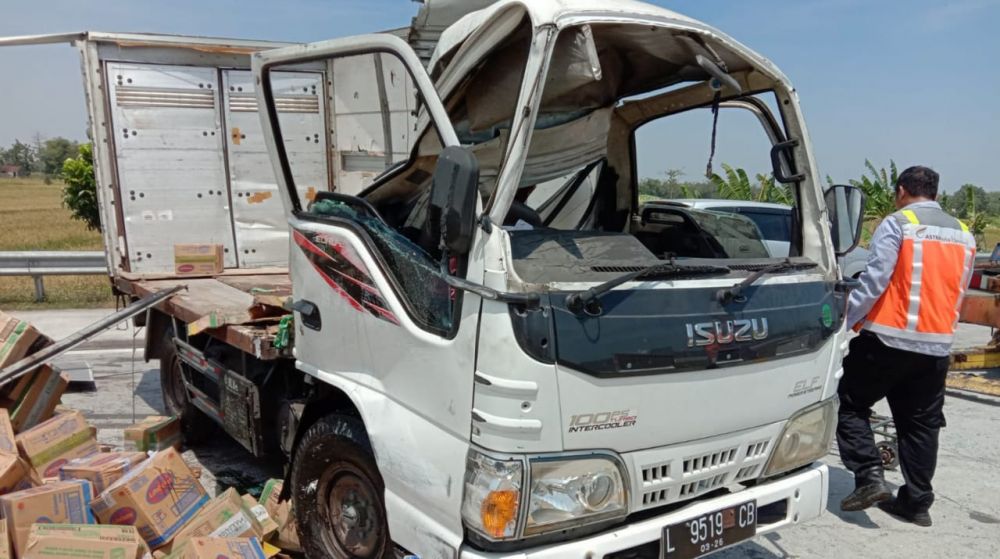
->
<box><xmin>625</xmin><ymin>424</ymin><xmax>781</xmax><ymax>512</ymax></box>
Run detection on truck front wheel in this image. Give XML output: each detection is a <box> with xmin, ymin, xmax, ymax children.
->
<box><xmin>292</xmin><ymin>414</ymin><xmax>391</xmax><ymax>559</ymax></box>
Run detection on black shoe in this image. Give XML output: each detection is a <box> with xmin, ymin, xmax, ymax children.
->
<box><xmin>878</xmin><ymin>497</ymin><xmax>932</xmax><ymax>527</ymax></box>
<box><xmin>840</xmin><ymin>479</ymin><xmax>892</xmax><ymax>511</ymax></box>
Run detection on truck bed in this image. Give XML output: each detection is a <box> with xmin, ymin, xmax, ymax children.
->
<box><xmin>115</xmin><ymin>271</ymin><xmax>292</xmax><ymax>360</ymax></box>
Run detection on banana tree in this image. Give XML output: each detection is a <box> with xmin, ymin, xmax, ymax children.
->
<box><xmin>710</xmin><ymin>163</ymin><xmax>792</xmax><ymax>204</ymax></box>
<box><xmin>848</xmin><ymin>159</ymin><xmax>898</xmax><ymax>221</ymax></box>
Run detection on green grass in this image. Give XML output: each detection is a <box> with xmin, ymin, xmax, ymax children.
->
<box><xmin>0</xmin><ymin>177</ymin><xmax>114</xmax><ymax>309</ymax></box>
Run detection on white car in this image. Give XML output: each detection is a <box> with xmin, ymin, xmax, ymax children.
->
<box><xmin>664</xmin><ymin>199</ymin><xmax>870</xmax><ymax>277</ymax></box>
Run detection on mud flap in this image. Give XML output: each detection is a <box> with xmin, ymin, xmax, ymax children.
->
<box><xmin>221</xmin><ymin>370</ymin><xmax>264</xmax><ymax>456</ymax></box>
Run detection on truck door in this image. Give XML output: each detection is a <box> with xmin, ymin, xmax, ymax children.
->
<box><xmin>107</xmin><ymin>63</ymin><xmax>238</xmax><ymax>273</ymax></box>
<box><xmin>222</xmin><ymin>70</ymin><xmax>329</xmax><ymax>267</ymax></box>
<box><xmin>254</xmin><ymin>35</ymin><xmax>478</xmax><ymax>553</ymax></box>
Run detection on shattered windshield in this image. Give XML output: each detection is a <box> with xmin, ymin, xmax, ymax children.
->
<box><xmin>499</xmin><ymin>22</ymin><xmax>784</xmax><ymax>280</ymax></box>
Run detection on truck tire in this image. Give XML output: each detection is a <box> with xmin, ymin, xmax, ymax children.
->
<box><xmin>291</xmin><ymin>414</ymin><xmax>391</xmax><ymax>559</ymax></box>
<box><xmin>159</xmin><ymin>333</ymin><xmax>213</xmax><ymax>445</ymax></box>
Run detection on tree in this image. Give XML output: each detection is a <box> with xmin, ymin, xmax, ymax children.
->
<box><xmin>943</xmin><ymin>184</ymin><xmax>989</xmax><ymax>219</ymax></box>
<box><xmin>709</xmin><ymin>163</ymin><xmax>792</xmax><ymax>204</ymax></box>
<box><xmin>960</xmin><ymin>186</ymin><xmax>990</xmax><ymax>249</ymax></box>
<box><xmin>61</xmin><ymin>143</ymin><xmax>101</xmax><ymax>231</ymax></box>
<box><xmin>38</xmin><ymin>137</ymin><xmax>79</xmax><ymax>177</ymax></box>
<box><xmin>0</xmin><ymin>140</ymin><xmax>37</xmax><ymax>175</ymax></box>
<box><xmin>638</xmin><ymin>168</ymin><xmax>717</xmax><ymax>200</ymax></box>
<box><xmin>847</xmin><ymin>159</ymin><xmax>898</xmax><ymax>221</ymax></box>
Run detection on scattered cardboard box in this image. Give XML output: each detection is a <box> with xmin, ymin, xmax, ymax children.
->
<box><xmin>16</xmin><ymin>410</ymin><xmax>99</xmax><ymax>480</ymax></box>
<box><xmin>60</xmin><ymin>451</ymin><xmax>149</xmax><ymax>496</ymax></box>
<box><xmin>258</xmin><ymin>480</ymin><xmax>300</xmax><ymax>553</ymax></box>
<box><xmin>167</xmin><ymin>488</ymin><xmax>258</xmax><ymax>554</ymax></box>
<box><xmin>0</xmin><ymin>311</ymin><xmax>49</xmax><ymax>369</ymax></box>
<box><xmin>6</xmin><ymin>366</ymin><xmax>69</xmax><ymax>433</ymax></box>
<box><xmin>23</xmin><ymin>524</ymin><xmax>149</xmax><ymax>559</ymax></box>
<box><xmin>0</xmin><ymin>522</ymin><xmax>9</xmax><ymax>559</ymax></box>
<box><xmin>0</xmin><ymin>410</ymin><xmax>15</xmax><ymax>454</ymax></box>
<box><xmin>124</xmin><ymin>416</ymin><xmax>181</xmax><ymax>453</ymax></box>
<box><xmin>91</xmin><ymin>448</ymin><xmax>209</xmax><ymax>550</ymax></box>
<box><xmin>0</xmin><ymin>480</ymin><xmax>95</xmax><ymax>557</ymax></box>
<box><xmin>0</xmin><ymin>452</ymin><xmax>32</xmax><ymax>494</ymax></box>
<box><xmin>240</xmin><ymin>494</ymin><xmax>277</xmax><ymax>541</ymax></box>
<box><xmin>174</xmin><ymin>244</ymin><xmax>224</xmax><ymax>277</ymax></box>
<box><xmin>169</xmin><ymin>537</ymin><xmax>267</xmax><ymax>559</ymax></box>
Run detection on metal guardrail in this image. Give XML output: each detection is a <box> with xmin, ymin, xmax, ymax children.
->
<box><xmin>0</xmin><ymin>251</ymin><xmax>108</xmax><ymax>302</ymax></box>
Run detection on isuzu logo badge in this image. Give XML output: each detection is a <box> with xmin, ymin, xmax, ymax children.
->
<box><xmin>686</xmin><ymin>318</ymin><xmax>769</xmax><ymax>347</ymax></box>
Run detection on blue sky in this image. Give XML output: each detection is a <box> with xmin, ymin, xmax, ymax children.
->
<box><xmin>1</xmin><ymin>0</ymin><xmax>997</xmax><ymax>191</ymax></box>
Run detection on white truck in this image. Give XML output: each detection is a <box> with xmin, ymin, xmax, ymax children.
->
<box><xmin>3</xmin><ymin>1</ymin><xmax>866</xmax><ymax>557</ymax></box>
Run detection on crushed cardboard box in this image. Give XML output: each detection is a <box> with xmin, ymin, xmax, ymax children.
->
<box><xmin>167</xmin><ymin>537</ymin><xmax>267</xmax><ymax>559</ymax></box>
<box><xmin>0</xmin><ymin>480</ymin><xmax>95</xmax><ymax>557</ymax></box>
<box><xmin>0</xmin><ymin>452</ymin><xmax>34</xmax><ymax>494</ymax></box>
<box><xmin>23</xmin><ymin>524</ymin><xmax>150</xmax><ymax>559</ymax></box>
<box><xmin>5</xmin><ymin>365</ymin><xmax>69</xmax><ymax>433</ymax></box>
<box><xmin>166</xmin><ymin>488</ymin><xmax>258</xmax><ymax>554</ymax></box>
<box><xmin>0</xmin><ymin>311</ymin><xmax>50</xmax><ymax>369</ymax></box>
<box><xmin>60</xmin><ymin>451</ymin><xmax>148</xmax><ymax>496</ymax></box>
<box><xmin>258</xmin><ymin>480</ymin><xmax>300</xmax><ymax>553</ymax></box>
<box><xmin>91</xmin><ymin>447</ymin><xmax>208</xmax><ymax>550</ymax></box>
<box><xmin>174</xmin><ymin>244</ymin><xmax>224</xmax><ymax>277</ymax></box>
<box><xmin>16</xmin><ymin>410</ymin><xmax>99</xmax><ymax>480</ymax></box>
<box><xmin>124</xmin><ymin>416</ymin><xmax>181</xmax><ymax>453</ymax></box>
<box><xmin>0</xmin><ymin>521</ymin><xmax>9</xmax><ymax>559</ymax></box>
<box><xmin>0</xmin><ymin>410</ymin><xmax>15</xmax><ymax>454</ymax></box>
<box><xmin>240</xmin><ymin>494</ymin><xmax>277</xmax><ymax>541</ymax></box>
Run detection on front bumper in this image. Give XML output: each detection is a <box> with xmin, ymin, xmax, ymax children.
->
<box><xmin>460</xmin><ymin>462</ymin><xmax>828</xmax><ymax>558</ymax></box>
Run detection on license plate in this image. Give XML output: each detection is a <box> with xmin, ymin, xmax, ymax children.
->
<box><xmin>662</xmin><ymin>500</ymin><xmax>757</xmax><ymax>559</ymax></box>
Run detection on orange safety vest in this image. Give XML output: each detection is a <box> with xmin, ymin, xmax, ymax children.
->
<box><xmin>860</xmin><ymin>206</ymin><xmax>977</xmax><ymax>345</ymax></box>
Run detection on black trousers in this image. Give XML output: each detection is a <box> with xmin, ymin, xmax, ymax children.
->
<box><xmin>836</xmin><ymin>332</ymin><xmax>949</xmax><ymax>512</ymax></box>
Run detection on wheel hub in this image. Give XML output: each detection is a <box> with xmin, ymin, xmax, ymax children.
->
<box><xmin>327</xmin><ymin>473</ymin><xmax>380</xmax><ymax>556</ymax></box>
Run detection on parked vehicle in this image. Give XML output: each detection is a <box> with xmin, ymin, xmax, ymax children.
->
<box><xmin>2</xmin><ymin>1</ymin><xmax>866</xmax><ymax>557</ymax></box>
<box><xmin>660</xmin><ymin>200</ymin><xmax>870</xmax><ymax>277</ymax></box>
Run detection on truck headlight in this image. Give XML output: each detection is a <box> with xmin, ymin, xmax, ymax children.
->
<box><xmin>764</xmin><ymin>397</ymin><xmax>838</xmax><ymax>477</ymax></box>
<box><xmin>524</xmin><ymin>456</ymin><xmax>627</xmax><ymax>535</ymax></box>
<box><xmin>462</xmin><ymin>451</ymin><xmax>523</xmax><ymax>540</ymax></box>
<box><xmin>462</xmin><ymin>450</ymin><xmax>629</xmax><ymax>541</ymax></box>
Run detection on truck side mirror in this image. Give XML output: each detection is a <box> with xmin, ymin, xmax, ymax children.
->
<box><xmin>825</xmin><ymin>184</ymin><xmax>865</xmax><ymax>256</ymax></box>
<box><xmin>429</xmin><ymin>146</ymin><xmax>480</xmax><ymax>257</ymax></box>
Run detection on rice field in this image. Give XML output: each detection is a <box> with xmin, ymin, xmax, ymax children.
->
<box><xmin>0</xmin><ymin>177</ymin><xmax>114</xmax><ymax>309</ymax></box>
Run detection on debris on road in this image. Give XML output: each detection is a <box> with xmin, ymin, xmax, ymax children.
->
<box><xmin>23</xmin><ymin>524</ymin><xmax>148</xmax><ymax>559</ymax></box>
<box><xmin>124</xmin><ymin>416</ymin><xmax>181</xmax><ymax>453</ymax></box>
<box><xmin>0</xmin><ymin>317</ymin><xmax>299</xmax><ymax>559</ymax></box>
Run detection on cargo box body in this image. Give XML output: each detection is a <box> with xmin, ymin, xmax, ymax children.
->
<box><xmin>57</xmin><ymin>32</ymin><xmax>417</xmax><ymax>278</ymax></box>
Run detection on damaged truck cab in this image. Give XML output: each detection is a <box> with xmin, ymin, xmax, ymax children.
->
<box><xmin>252</xmin><ymin>1</ymin><xmax>864</xmax><ymax>557</ymax></box>
<box><xmin>0</xmin><ymin>0</ymin><xmax>866</xmax><ymax>557</ymax></box>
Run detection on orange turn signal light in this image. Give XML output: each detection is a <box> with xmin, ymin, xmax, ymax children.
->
<box><xmin>481</xmin><ymin>489</ymin><xmax>519</xmax><ymax>537</ymax></box>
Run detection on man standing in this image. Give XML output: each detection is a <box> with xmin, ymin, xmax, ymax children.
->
<box><xmin>837</xmin><ymin>166</ymin><xmax>976</xmax><ymax>526</ymax></box>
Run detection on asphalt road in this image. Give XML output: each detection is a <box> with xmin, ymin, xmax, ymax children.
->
<box><xmin>10</xmin><ymin>309</ymin><xmax>1000</xmax><ymax>558</ymax></box>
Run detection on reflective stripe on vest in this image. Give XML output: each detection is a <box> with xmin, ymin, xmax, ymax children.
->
<box><xmin>862</xmin><ymin>207</ymin><xmax>977</xmax><ymax>344</ymax></box>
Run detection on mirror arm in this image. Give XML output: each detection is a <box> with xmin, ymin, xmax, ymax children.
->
<box><xmin>479</xmin><ymin>214</ymin><xmax>493</xmax><ymax>234</ymax></box>
<box><xmin>770</xmin><ymin>139</ymin><xmax>806</xmax><ymax>183</ymax></box>
<box><xmin>835</xmin><ymin>277</ymin><xmax>861</xmax><ymax>293</ymax></box>
<box><xmin>441</xmin><ymin>274</ymin><xmax>540</xmax><ymax>310</ymax></box>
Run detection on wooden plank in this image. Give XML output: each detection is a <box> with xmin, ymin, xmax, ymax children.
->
<box><xmin>959</xmin><ymin>290</ymin><xmax>1000</xmax><ymax>328</ymax></box>
<box><xmin>117</xmin><ymin>267</ymin><xmax>288</xmax><ymax>281</ymax></box>
<box><xmin>947</xmin><ymin>373</ymin><xmax>1000</xmax><ymax>397</ymax></box>
<box><xmin>114</xmin><ymin>276</ymin><xmax>286</xmax><ymax>360</ymax></box>
<box><xmin>950</xmin><ymin>347</ymin><xmax>1000</xmax><ymax>371</ymax></box>
<box><xmin>216</xmin><ymin>274</ymin><xmax>292</xmax><ymax>296</ymax></box>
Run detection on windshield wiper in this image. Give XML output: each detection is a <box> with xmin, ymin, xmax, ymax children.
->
<box><xmin>566</xmin><ymin>261</ymin><xmax>731</xmax><ymax>315</ymax></box>
<box><xmin>715</xmin><ymin>259</ymin><xmax>817</xmax><ymax>304</ymax></box>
